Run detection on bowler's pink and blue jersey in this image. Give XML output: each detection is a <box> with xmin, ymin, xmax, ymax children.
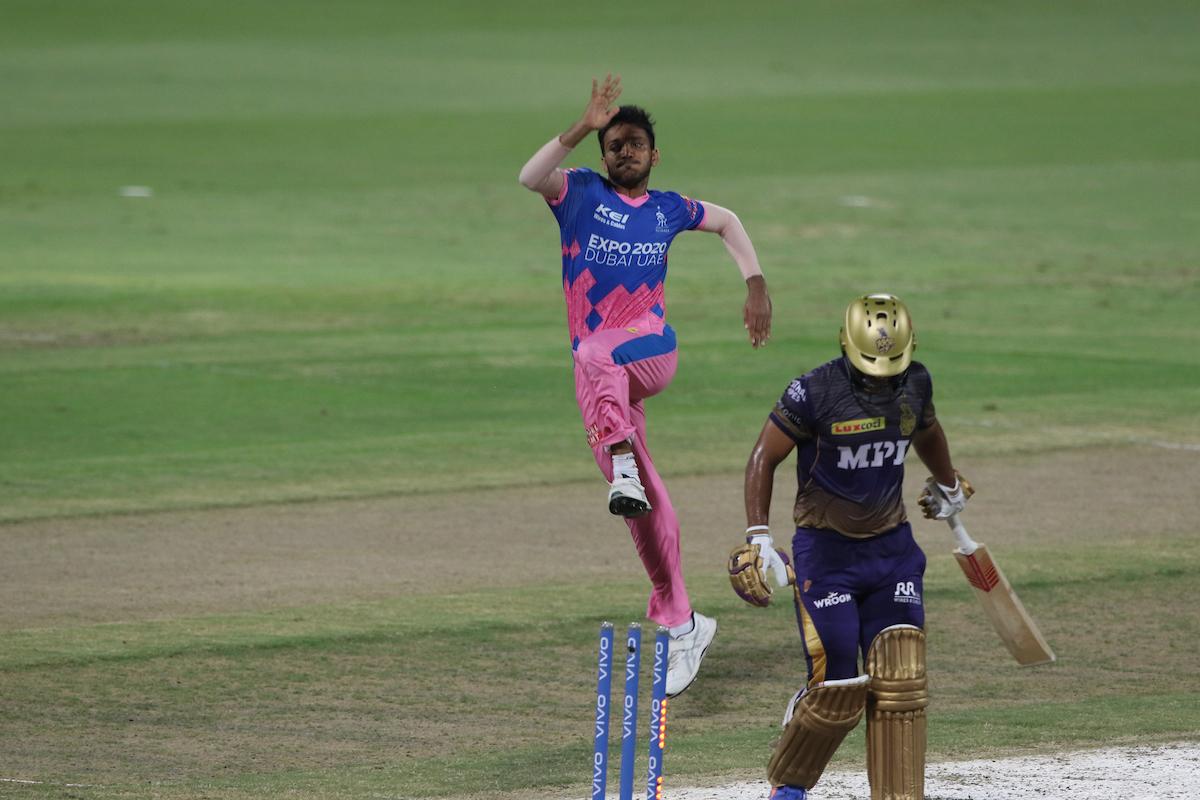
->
<box><xmin>547</xmin><ymin>168</ymin><xmax>705</xmax><ymax>352</ymax></box>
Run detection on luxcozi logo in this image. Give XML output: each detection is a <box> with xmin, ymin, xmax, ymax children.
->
<box><xmin>837</xmin><ymin>439</ymin><xmax>910</xmax><ymax>470</ymax></box>
<box><xmin>831</xmin><ymin>417</ymin><xmax>884</xmax><ymax>435</ymax></box>
<box><xmin>812</xmin><ymin>591</ymin><xmax>852</xmax><ymax>609</ymax></box>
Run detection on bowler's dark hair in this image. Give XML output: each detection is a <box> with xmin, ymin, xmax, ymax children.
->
<box><xmin>598</xmin><ymin>105</ymin><xmax>656</xmax><ymax>152</ymax></box>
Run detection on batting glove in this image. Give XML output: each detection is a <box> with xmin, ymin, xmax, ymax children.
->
<box><xmin>918</xmin><ymin>473</ymin><xmax>974</xmax><ymax>519</ymax></box>
<box><xmin>728</xmin><ymin>528</ymin><xmax>795</xmax><ymax>607</ymax></box>
<box><xmin>749</xmin><ymin>532</ymin><xmax>793</xmax><ymax>588</ymax></box>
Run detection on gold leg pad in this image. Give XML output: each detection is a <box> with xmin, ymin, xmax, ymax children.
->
<box><xmin>767</xmin><ymin>675</ymin><xmax>870</xmax><ymax>788</ymax></box>
<box><xmin>866</xmin><ymin>625</ymin><xmax>928</xmax><ymax>800</ymax></box>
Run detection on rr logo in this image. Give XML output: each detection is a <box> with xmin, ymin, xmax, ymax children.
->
<box><xmin>893</xmin><ymin>581</ymin><xmax>921</xmax><ymax>605</ymax></box>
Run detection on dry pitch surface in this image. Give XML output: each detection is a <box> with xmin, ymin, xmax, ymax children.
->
<box><xmin>3</xmin><ymin>444</ymin><xmax>1194</xmax><ymax>628</ymax></box>
<box><xmin>659</xmin><ymin>742</ymin><xmax>1200</xmax><ymax>800</ymax></box>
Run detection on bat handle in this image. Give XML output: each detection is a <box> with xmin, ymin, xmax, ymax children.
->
<box><xmin>946</xmin><ymin>513</ymin><xmax>979</xmax><ymax>555</ymax></box>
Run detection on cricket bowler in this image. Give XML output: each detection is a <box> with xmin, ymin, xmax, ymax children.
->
<box><xmin>519</xmin><ymin>74</ymin><xmax>772</xmax><ymax>697</ymax></box>
<box><xmin>727</xmin><ymin>294</ymin><xmax>971</xmax><ymax>800</ymax></box>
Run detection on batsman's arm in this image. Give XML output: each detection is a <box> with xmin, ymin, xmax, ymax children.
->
<box><xmin>729</xmin><ymin>417</ymin><xmax>798</xmax><ymax>606</ymax></box>
<box><xmin>697</xmin><ymin>203</ymin><xmax>771</xmax><ymax>348</ymax></box>
<box><xmin>911</xmin><ymin>420</ymin><xmax>957</xmax><ymax>488</ymax></box>
<box><xmin>745</xmin><ymin>417</ymin><xmax>797</xmax><ymax>528</ymax></box>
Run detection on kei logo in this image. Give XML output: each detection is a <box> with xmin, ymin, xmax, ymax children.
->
<box><xmin>594</xmin><ymin>203</ymin><xmax>630</xmax><ymax>229</ymax></box>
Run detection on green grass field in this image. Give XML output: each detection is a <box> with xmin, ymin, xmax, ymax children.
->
<box><xmin>2</xmin><ymin>1</ymin><xmax>1199</xmax><ymax>798</ymax></box>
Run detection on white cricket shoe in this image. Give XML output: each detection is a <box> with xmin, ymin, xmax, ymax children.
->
<box><xmin>608</xmin><ymin>475</ymin><xmax>652</xmax><ymax>518</ymax></box>
<box><xmin>665</xmin><ymin>612</ymin><xmax>717</xmax><ymax>697</ymax></box>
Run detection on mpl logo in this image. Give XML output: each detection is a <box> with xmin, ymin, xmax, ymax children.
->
<box><xmin>594</xmin><ymin>203</ymin><xmax>630</xmax><ymax>229</ymax></box>
<box><xmin>837</xmin><ymin>439</ymin><xmax>910</xmax><ymax>470</ymax></box>
<box><xmin>894</xmin><ymin>581</ymin><xmax>922</xmax><ymax>605</ymax></box>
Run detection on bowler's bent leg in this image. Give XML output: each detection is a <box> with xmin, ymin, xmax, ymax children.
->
<box><xmin>573</xmin><ymin>331</ymin><xmax>638</xmax><ymax>450</ymax></box>
<box><xmin>573</xmin><ymin>322</ymin><xmax>690</xmax><ymax>627</ymax></box>
<box><xmin>624</xmin><ymin>398</ymin><xmax>691</xmax><ymax>627</ymax></box>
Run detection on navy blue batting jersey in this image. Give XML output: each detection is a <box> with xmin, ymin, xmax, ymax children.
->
<box><xmin>546</xmin><ymin>168</ymin><xmax>705</xmax><ymax>350</ymax></box>
<box><xmin>769</xmin><ymin>358</ymin><xmax>937</xmax><ymax>536</ymax></box>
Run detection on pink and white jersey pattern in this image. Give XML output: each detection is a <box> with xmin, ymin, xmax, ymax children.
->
<box><xmin>548</xmin><ymin>168</ymin><xmax>704</xmax><ymax>350</ymax></box>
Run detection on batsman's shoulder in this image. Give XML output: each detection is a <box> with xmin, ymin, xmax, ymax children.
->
<box><xmin>804</xmin><ymin>358</ymin><xmax>844</xmax><ymax>392</ymax></box>
<box><xmin>908</xmin><ymin>359</ymin><xmax>933</xmax><ymax>386</ymax></box>
<box><xmin>780</xmin><ymin>370</ymin><xmax>816</xmax><ymax>407</ymax></box>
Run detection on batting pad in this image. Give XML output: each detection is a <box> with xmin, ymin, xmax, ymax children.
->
<box><xmin>767</xmin><ymin>675</ymin><xmax>870</xmax><ymax>789</ymax></box>
<box><xmin>865</xmin><ymin>624</ymin><xmax>928</xmax><ymax>800</ymax></box>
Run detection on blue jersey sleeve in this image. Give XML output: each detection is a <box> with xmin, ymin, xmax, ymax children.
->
<box><xmin>548</xmin><ymin>167</ymin><xmax>600</xmax><ymax>229</ymax></box>
<box><xmin>658</xmin><ymin>192</ymin><xmax>705</xmax><ymax>235</ymax></box>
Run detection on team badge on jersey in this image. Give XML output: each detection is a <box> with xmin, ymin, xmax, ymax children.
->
<box><xmin>900</xmin><ymin>402</ymin><xmax>916</xmax><ymax>436</ymax></box>
<box><xmin>655</xmin><ymin>208</ymin><xmax>670</xmax><ymax>233</ymax></box>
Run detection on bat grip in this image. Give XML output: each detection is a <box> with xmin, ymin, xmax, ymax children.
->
<box><xmin>947</xmin><ymin>513</ymin><xmax>979</xmax><ymax>555</ymax></box>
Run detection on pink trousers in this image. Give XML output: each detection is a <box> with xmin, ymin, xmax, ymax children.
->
<box><xmin>572</xmin><ymin>316</ymin><xmax>692</xmax><ymax>627</ymax></box>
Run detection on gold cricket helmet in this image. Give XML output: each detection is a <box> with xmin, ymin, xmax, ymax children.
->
<box><xmin>839</xmin><ymin>294</ymin><xmax>915</xmax><ymax>378</ymax></box>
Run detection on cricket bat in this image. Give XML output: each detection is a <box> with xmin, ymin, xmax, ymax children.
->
<box><xmin>946</xmin><ymin>514</ymin><xmax>1055</xmax><ymax>666</ymax></box>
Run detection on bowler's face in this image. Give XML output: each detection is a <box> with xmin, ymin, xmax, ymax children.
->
<box><xmin>601</xmin><ymin>123</ymin><xmax>659</xmax><ymax>189</ymax></box>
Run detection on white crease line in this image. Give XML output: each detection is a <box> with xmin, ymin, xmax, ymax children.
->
<box><xmin>1139</xmin><ymin>439</ymin><xmax>1200</xmax><ymax>452</ymax></box>
<box><xmin>0</xmin><ymin>777</ymin><xmax>95</xmax><ymax>787</ymax></box>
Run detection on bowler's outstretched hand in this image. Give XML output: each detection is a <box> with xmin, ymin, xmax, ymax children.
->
<box><xmin>744</xmin><ymin>277</ymin><xmax>772</xmax><ymax>348</ymax></box>
<box><xmin>583</xmin><ymin>74</ymin><xmax>623</xmax><ymax>131</ymax></box>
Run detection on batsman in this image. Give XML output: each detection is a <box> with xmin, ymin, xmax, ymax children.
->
<box><xmin>727</xmin><ymin>294</ymin><xmax>972</xmax><ymax>800</ymax></box>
